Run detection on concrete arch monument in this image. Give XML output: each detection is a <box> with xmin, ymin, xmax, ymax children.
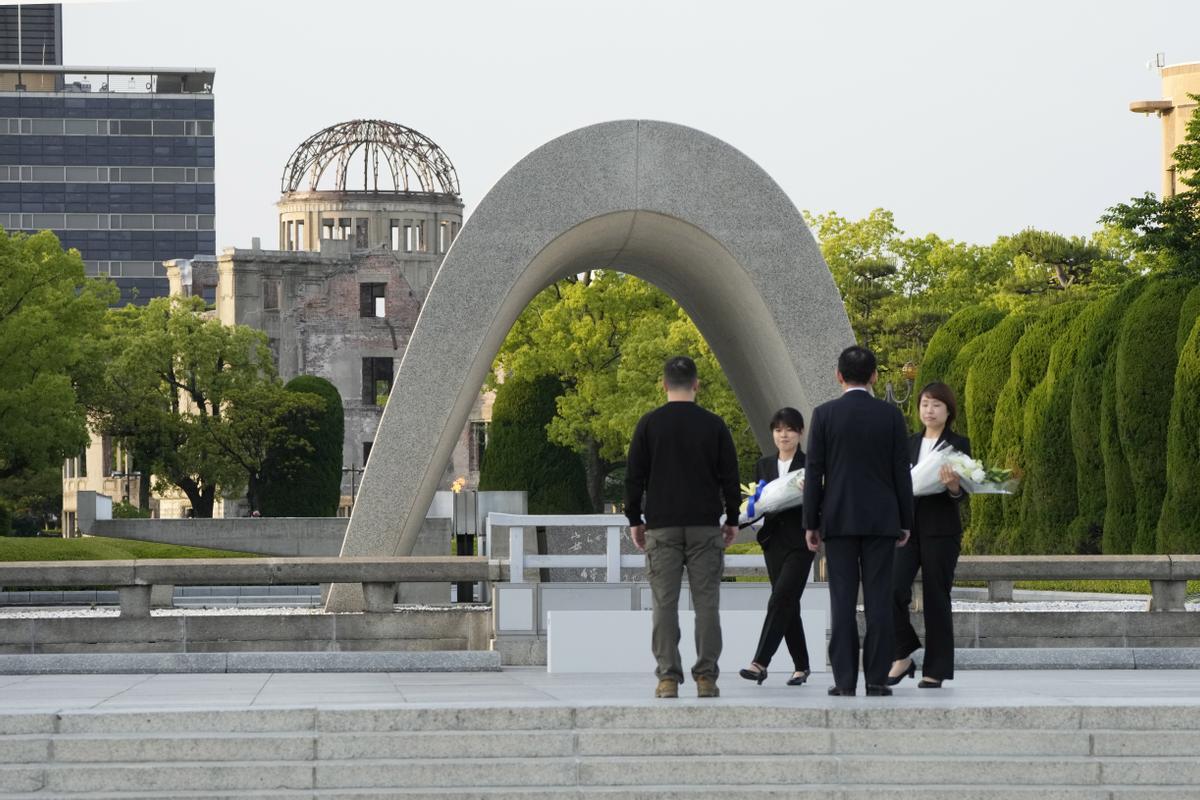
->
<box><xmin>329</xmin><ymin>120</ymin><xmax>853</xmax><ymax>609</ymax></box>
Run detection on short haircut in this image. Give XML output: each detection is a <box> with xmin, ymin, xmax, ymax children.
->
<box><xmin>769</xmin><ymin>407</ymin><xmax>805</xmax><ymax>432</ymax></box>
<box><xmin>663</xmin><ymin>355</ymin><xmax>698</xmax><ymax>390</ymax></box>
<box><xmin>918</xmin><ymin>381</ymin><xmax>958</xmax><ymax>429</ymax></box>
<box><xmin>837</xmin><ymin>346</ymin><xmax>877</xmax><ymax>385</ymax></box>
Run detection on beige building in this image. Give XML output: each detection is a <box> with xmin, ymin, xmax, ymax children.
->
<box><xmin>63</xmin><ymin>119</ymin><xmax>492</xmax><ymax>527</ymax></box>
<box><xmin>1131</xmin><ymin>60</ymin><xmax>1200</xmax><ymax>197</ymax></box>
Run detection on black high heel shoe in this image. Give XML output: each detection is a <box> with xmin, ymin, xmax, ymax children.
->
<box><xmin>886</xmin><ymin>659</ymin><xmax>915</xmax><ymax>686</ymax></box>
<box><xmin>738</xmin><ymin>665</ymin><xmax>768</xmax><ymax>685</ymax></box>
<box><xmin>786</xmin><ymin>670</ymin><xmax>811</xmax><ymax>686</ymax></box>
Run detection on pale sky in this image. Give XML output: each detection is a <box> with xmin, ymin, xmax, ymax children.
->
<box><xmin>62</xmin><ymin>0</ymin><xmax>1200</xmax><ymax>252</ymax></box>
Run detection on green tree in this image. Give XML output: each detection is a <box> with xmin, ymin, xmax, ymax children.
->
<box><xmin>0</xmin><ymin>230</ymin><xmax>116</xmax><ymax>487</ymax></box>
<box><xmin>478</xmin><ymin>375</ymin><xmax>591</xmax><ymax>514</ymax></box>
<box><xmin>1113</xmin><ymin>278</ymin><xmax>1192</xmax><ymax>553</ymax></box>
<box><xmin>1021</xmin><ymin>298</ymin><xmax>1111</xmax><ymax>553</ymax></box>
<box><xmin>1068</xmin><ymin>279</ymin><xmax>1146</xmax><ymax>553</ymax></box>
<box><xmin>913</xmin><ymin>304</ymin><xmax>1007</xmax><ymax>427</ymax></box>
<box><xmin>492</xmin><ymin>271</ymin><xmax>758</xmax><ymax>510</ymax></box>
<box><xmin>990</xmin><ymin>303</ymin><xmax>1083</xmax><ymax>554</ymax></box>
<box><xmin>1157</xmin><ymin>309</ymin><xmax>1200</xmax><ymax>552</ymax></box>
<box><xmin>259</xmin><ymin>376</ymin><xmax>344</xmax><ymax>517</ymax></box>
<box><xmin>1102</xmin><ymin>95</ymin><xmax>1200</xmax><ymax>277</ymax></box>
<box><xmin>998</xmin><ymin>229</ymin><xmax>1123</xmax><ymax>296</ymax></box>
<box><xmin>962</xmin><ymin>312</ymin><xmax>1036</xmax><ymax>553</ymax></box>
<box><xmin>86</xmin><ymin>296</ymin><xmax>290</xmax><ymax>517</ymax></box>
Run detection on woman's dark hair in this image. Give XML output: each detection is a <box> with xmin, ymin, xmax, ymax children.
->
<box><xmin>917</xmin><ymin>381</ymin><xmax>958</xmax><ymax>429</ymax></box>
<box><xmin>769</xmin><ymin>407</ymin><xmax>805</xmax><ymax>432</ymax></box>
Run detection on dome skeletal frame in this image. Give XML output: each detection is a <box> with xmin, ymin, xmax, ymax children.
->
<box><xmin>280</xmin><ymin>119</ymin><xmax>460</xmax><ymax>198</ymax></box>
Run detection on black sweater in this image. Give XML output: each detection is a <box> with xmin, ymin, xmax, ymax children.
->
<box><xmin>624</xmin><ymin>401</ymin><xmax>741</xmax><ymax>528</ymax></box>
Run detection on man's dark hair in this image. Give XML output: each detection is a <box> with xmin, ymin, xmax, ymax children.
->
<box><xmin>663</xmin><ymin>355</ymin><xmax>698</xmax><ymax>390</ymax></box>
<box><xmin>918</xmin><ymin>381</ymin><xmax>958</xmax><ymax>429</ymax></box>
<box><xmin>769</xmin><ymin>407</ymin><xmax>805</xmax><ymax>432</ymax></box>
<box><xmin>837</xmin><ymin>346</ymin><xmax>877</xmax><ymax>385</ymax></box>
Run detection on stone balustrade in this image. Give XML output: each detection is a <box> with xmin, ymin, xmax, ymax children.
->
<box><xmin>0</xmin><ymin>556</ymin><xmax>500</xmax><ymax>617</ymax></box>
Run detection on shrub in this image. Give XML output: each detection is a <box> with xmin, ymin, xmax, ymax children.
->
<box><xmin>478</xmin><ymin>375</ymin><xmax>591</xmax><ymax>514</ymax></box>
<box><xmin>1114</xmin><ymin>278</ymin><xmax>1191</xmax><ymax>553</ymax></box>
<box><xmin>943</xmin><ymin>330</ymin><xmax>995</xmax><ymax>446</ymax></box>
<box><xmin>962</xmin><ymin>312</ymin><xmax>1036</xmax><ymax>553</ymax></box>
<box><xmin>259</xmin><ymin>375</ymin><xmax>344</xmax><ymax>517</ymax></box>
<box><xmin>914</xmin><ymin>305</ymin><xmax>1007</xmax><ymax>427</ymax></box>
<box><xmin>1068</xmin><ymin>279</ymin><xmax>1146</xmax><ymax>554</ymax></box>
<box><xmin>1021</xmin><ymin>298</ymin><xmax>1113</xmax><ymax>554</ymax></box>
<box><xmin>988</xmin><ymin>302</ymin><xmax>1083</xmax><ymax>554</ymax></box>
<box><xmin>0</xmin><ymin>503</ymin><xmax>10</xmax><ymax>537</ymax></box>
<box><xmin>1157</xmin><ymin>307</ymin><xmax>1200</xmax><ymax>552</ymax></box>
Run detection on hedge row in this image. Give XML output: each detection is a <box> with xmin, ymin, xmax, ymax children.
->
<box><xmin>938</xmin><ymin>275</ymin><xmax>1200</xmax><ymax>554</ymax></box>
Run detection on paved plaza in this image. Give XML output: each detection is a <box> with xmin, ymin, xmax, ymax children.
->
<box><xmin>2</xmin><ymin>667</ymin><xmax>1198</xmax><ymax>713</ymax></box>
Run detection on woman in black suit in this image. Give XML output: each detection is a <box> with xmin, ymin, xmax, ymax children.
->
<box><xmin>739</xmin><ymin>407</ymin><xmax>814</xmax><ymax>686</ymax></box>
<box><xmin>888</xmin><ymin>382</ymin><xmax>968</xmax><ymax>688</ymax></box>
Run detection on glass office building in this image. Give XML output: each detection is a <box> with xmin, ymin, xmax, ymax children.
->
<box><xmin>0</xmin><ymin>63</ymin><xmax>215</xmax><ymax>303</ymax></box>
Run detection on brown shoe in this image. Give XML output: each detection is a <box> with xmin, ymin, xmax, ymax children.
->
<box><xmin>655</xmin><ymin>679</ymin><xmax>679</xmax><ymax>698</ymax></box>
<box><xmin>696</xmin><ymin>676</ymin><xmax>720</xmax><ymax>698</ymax></box>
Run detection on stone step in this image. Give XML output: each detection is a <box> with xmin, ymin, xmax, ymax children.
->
<box><xmin>5</xmin><ymin>726</ymin><xmax>1154</xmax><ymax>762</ymax></box>
<box><xmin>4</xmin><ymin>755</ymin><xmax>1199</xmax><ymax>794</ymax></box>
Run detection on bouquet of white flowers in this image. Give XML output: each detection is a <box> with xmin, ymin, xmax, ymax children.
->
<box><xmin>911</xmin><ymin>444</ymin><xmax>1017</xmax><ymax>496</ymax></box>
<box><xmin>739</xmin><ymin>469</ymin><xmax>805</xmax><ymax>525</ymax></box>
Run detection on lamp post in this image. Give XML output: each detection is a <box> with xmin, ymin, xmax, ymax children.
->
<box><xmin>342</xmin><ymin>463</ymin><xmax>365</xmax><ymax>510</ymax></box>
<box><xmin>110</xmin><ymin>470</ymin><xmax>142</xmax><ymax>506</ymax></box>
<box><xmin>884</xmin><ymin>361</ymin><xmax>919</xmax><ymax>410</ymax></box>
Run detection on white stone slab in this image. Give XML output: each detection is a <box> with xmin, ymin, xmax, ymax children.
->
<box><xmin>547</xmin><ymin>609</ymin><xmax>827</xmax><ymax>673</ymax></box>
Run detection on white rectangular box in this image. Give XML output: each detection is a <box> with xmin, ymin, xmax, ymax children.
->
<box><xmin>547</xmin><ymin>608</ymin><xmax>827</xmax><ymax>674</ymax></box>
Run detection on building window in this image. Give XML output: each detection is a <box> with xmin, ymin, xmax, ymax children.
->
<box><xmin>77</xmin><ymin>449</ymin><xmax>88</xmax><ymax>479</ymax></box>
<box><xmin>323</xmin><ymin>218</ymin><xmax>351</xmax><ymax>240</ymax></box>
<box><xmin>362</xmin><ymin>357</ymin><xmax>394</xmax><ymax>406</ymax></box>
<box><xmin>359</xmin><ymin>283</ymin><xmax>386</xmax><ymax>318</ymax></box>
<box><xmin>355</xmin><ymin>218</ymin><xmax>369</xmax><ymax>248</ymax></box>
<box><xmin>405</xmin><ymin>220</ymin><xmax>425</xmax><ymax>253</ymax></box>
<box><xmin>321</xmin><ymin>219</ymin><xmax>335</xmax><ymax>240</ymax></box>
<box><xmin>439</xmin><ymin>220</ymin><xmax>455</xmax><ymax>253</ymax></box>
<box><xmin>295</xmin><ymin>220</ymin><xmax>305</xmax><ymax>251</ymax></box>
<box><xmin>469</xmin><ymin>421</ymin><xmax>489</xmax><ymax>472</ymax></box>
<box><xmin>268</xmin><ymin>337</ymin><xmax>280</xmax><ymax>369</ymax></box>
<box><xmin>284</xmin><ymin>220</ymin><xmax>295</xmax><ymax>251</ymax></box>
<box><xmin>389</xmin><ymin>220</ymin><xmax>401</xmax><ymax>250</ymax></box>
<box><xmin>363</xmin><ymin>441</ymin><xmax>373</xmax><ymax>465</ymax></box>
<box><xmin>263</xmin><ymin>279</ymin><xmax>281</xmax><ymax>311</ymax></box>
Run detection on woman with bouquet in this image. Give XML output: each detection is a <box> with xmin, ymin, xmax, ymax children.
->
<box><xmin>888</xmin><ymin>382</ymin><xmax>968</xmax><ymax>689</ymax></box>
<box><xmin>739</xmin><ymin>407</ymin><xmax>814</xmax><ymax>686</ymax></box>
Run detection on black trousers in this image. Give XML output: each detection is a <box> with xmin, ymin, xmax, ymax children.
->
<box><xmin>893</xmin><ymin>532</ymin><xmax>960</xmax><ymax>680</ymax></box>
<box><xmin>751</xmin><ymin>535</ymin><xmax>815</xmax><ymax>671</ymax></box>
<box><xmin>825</xmin><ymin>535</ymin><xmax>896</xmax><ymax>689</ymax></box>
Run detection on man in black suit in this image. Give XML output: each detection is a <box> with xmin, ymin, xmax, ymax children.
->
<box><xmin>802</xmin><ymin>346</ymin><xmax>913</xmax><ymax>696</ymax></box>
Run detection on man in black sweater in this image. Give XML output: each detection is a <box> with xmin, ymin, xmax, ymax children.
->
<box><xmin>803</xmin><ymin>346</ymin><xmax>913</xmax><ymax>697</ymax></box>
<box><xmin>625</xmin><ymin>356</ymin><xmax>741</xmax><ymax>699</ymax></box>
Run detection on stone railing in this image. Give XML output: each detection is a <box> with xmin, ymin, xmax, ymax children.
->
<box><xmin>954</xmin><ymin>555</ymin><xmax>1200</xmax><ymax>611</ymax></box>
<box><xmin>0</xmin><ymin>557</ymin><xmax>500</xmax><ymax>618</ymax></box>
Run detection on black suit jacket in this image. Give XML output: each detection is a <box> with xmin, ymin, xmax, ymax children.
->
<box><xmin>910</xmin><ymin>430</ymin><xmax>971</xmax><ymax>538</ymax></box>
<box><xmin>753</xmin><ymin>450</ymin><xmax>805</xmax><ymax>547</ymax></box>
<box><xmin>801</xmin><ymin>389</ymin><xmax>914</xmax><ymax>537</ymax></box>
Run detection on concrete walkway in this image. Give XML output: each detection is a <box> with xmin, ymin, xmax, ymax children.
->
<box><xmin>2</xmin><ymin>667</ymin><xmax>1198</xmax><ymax>713</ymax></box>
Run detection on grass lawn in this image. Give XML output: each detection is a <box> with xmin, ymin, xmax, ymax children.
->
<box><xmin>0</xmin><ymin>535</ymin><xmax>259</xmax><ymax>561</ymax></box>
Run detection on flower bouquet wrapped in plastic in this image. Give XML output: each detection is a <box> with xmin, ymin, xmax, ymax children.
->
<box><xmin>911</xmin><ymin>444</ymin><xmax>1017</xmax><ymax>496</ymax></box>
<box><xmin>739</xmin><ymin>468</ymin><xmax>805</xmax><ymax>526</ymax></box>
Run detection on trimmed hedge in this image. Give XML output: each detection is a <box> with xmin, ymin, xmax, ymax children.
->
<box><xmin>478</xmin><ymin>375</ymin><xmax>591</xmax><ymax>514</ymax></box>
<box><xmin>1114</xmin><ymin>278</ymin><xmax>1190</xmax><ymax>553</ymax></box>
<box><xmin>1021</xmin><ymin>298</ymin><xmax>1112</xmax><ymax>554</ymax></box>
<box><xmin>1068</xmin><ymin>279</ymin><xmax>1145</xmax><ymax>554</ymax></box>
<box><xmin>963</xmin><ymin>312</ymin><xmax>1036</xmax><ymax>554</ymax></box>
<box><xmin>914</xmin><ymin>304</ymin><xmax>1006</xmax><ymax>427</ymax></box>
<box><xmin>1157</xmin><ymin>307</ymin><xmax>1200</xmax><ymax>552</ymax></box>
<box><xmin>988</xmin><ymin>302</ymin><xmax>1083</xmax><ymax>554</ymax></box>
<box><xmin>943</xmin><ymin>331</ymin><xmax>996</xmax><ymax>446</ymax></box>
<box><xmin>259</xmin><ymin>375</ymin><xmax>344</xmax><ymax>517</ymax></box>
<box><xmin>1177</xmin><ymin>284</ymin><xmax>1200</xmax><ymax>352</ymax></box>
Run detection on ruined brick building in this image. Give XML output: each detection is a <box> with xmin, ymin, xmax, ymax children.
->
<box><xmin>65</xmin><ymin>120</ymin><xmax>491</xmax><ymax>525</ymax></box>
